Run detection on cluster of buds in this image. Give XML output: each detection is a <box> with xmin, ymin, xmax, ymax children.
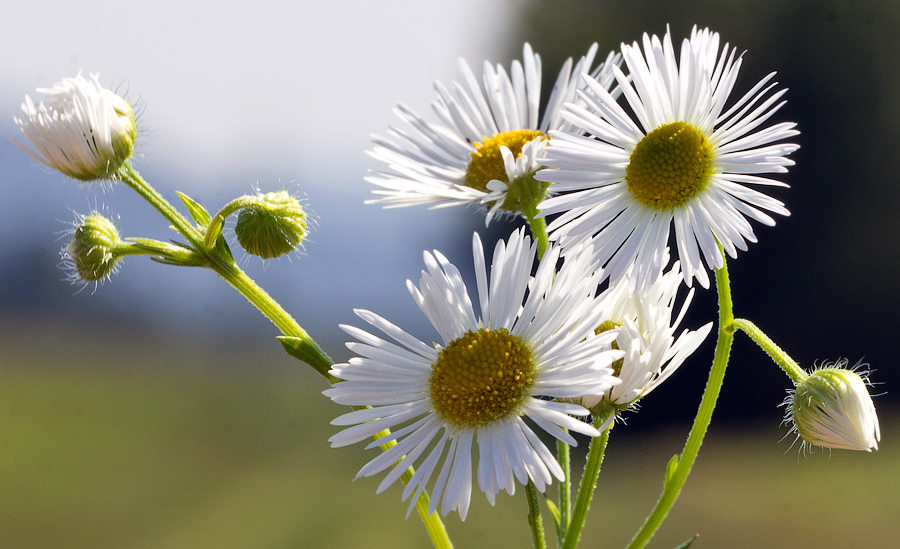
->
<box><xmin>13</xmin><ymin>74</ymin><xmax>308</xmax><ymax>285</ymax></box>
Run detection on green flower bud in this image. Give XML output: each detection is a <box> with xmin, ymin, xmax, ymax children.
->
<box><xmin>234</xmin><ymin>190</ymin><xmax>307</xmax><ymax>259</ymax></box>
<box><xmin>788</xmin><ymin>361</ymin><xmax>880</xmax><ymax>452</ymax></box>
<box><xmin>66</xmin><ymin>213</ymin><xmax>124</xmax><ymax>282</ymax></box>
<box><xmin>14</xmin><ymin>73</ymin><xmax>137</xmax><ymax>181</ymax></box>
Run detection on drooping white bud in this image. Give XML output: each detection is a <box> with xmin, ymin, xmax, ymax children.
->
<box><xmin>787</xmin><ymin>362</ymin><xmax>880</xmax><ymax>452</ymax></box>
<box><xmin>14</xmin><ymin>73</ymin><xmax>137</xmax><ymax>181</ymax></box>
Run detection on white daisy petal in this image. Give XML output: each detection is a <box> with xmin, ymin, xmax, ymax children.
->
<box><xmin>402</xmin><ymin>432</ymin><xmax>448</xmax><ymax>517</ymax></box>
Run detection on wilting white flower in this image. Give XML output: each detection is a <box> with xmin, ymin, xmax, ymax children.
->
<box><xmin>578</xmin><ymin>257</ymin><xmax>711</xmax><ymax>424</ymax></box>
<box><xmin>13</xmin><ymin>73</ymin><xmax>136</xmax><ymax>181</ymax></box>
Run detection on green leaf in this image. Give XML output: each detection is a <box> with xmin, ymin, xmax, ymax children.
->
<box><xmin>177</xmin><ymin>191</ymin><xmax>211</xmax><ymax>226</ymax></box>
<box><xmin>544</xmin><ymin>497</ymin><xmax>561</xmax><ymax>532</ymax></box>
<box><xmin>665</xmin><ymin>453</ymin><xmax>680</xmax><ymax>485</ymax></box>
<box><xmin>673</xmin><ymin>534</ymin><xmax>699</xmax><ymax>548</ymax></box>
<box><xmin>278</xmin><ymin>336</ymin><xmax>337</xmax><ymax>383</ymax></box>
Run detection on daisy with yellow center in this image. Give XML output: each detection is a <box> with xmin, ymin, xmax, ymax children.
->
<box><xmin>536</xmin><ymin>27</ymin><xmax>799</xmax><ymax>291</ymax></box>
<box><xmin>366</xmin><ymin>43</ymin><xmax>621</xmax><ymax>224</ymax></box>
<box><xmin>324</xmin><ymin>228</ymin><xmax>623</xmax><ymax>519</ymax></box>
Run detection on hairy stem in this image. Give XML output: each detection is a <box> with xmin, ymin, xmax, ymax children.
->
<box><xmin>626</xmin><ymin>255</ymin><xmax>734</xmax><ymax>549</ymax></box>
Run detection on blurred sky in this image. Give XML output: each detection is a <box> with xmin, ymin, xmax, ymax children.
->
<box><xmin>0</xmin><ymin>0</ymin><xmax>515</xmax><ymax>349</ymax></box>
<box><xmin>2</xmin><ymin>0</ymin><xmax>898</xmax><ymax>422</ymax></box>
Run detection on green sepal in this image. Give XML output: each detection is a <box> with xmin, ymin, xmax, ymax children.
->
<box><xmin>205</xmin><ymin>214</ymin><xmax>227</xmax><ymax>249</ymax></box>
<box><xmin>211</xmin><ymin>232</ymin><xmax>234</xmax><ymax>261</ymax></box>
<box><xmin>277</xmin><ymin>336</ymin><xmax>338</xmax><ymax>384</ymax></box>
<box><xmin>664</xmin><ymin>453</ymin><xmax>680</xmax><ymax>485</ymax></box>
<box><xmin>150</xmin><ymin>255</ymin><xmax>207</xmax><ymax>267</ymax></box>
<box><xmin>673</xmin><ymin>535</ymin><xmax>699</xmax><ymax>548</ymax></box>
<box><xmin>177</xmin><ymin>191</ymin><xmax>211</xmax><ymax>226</ymax></box>
<box><xmin>128</xmin><ymin>237</ymin><xmax>193</xmax><ymax>250</ymax></box>
<box><xmin>127</xmin><ymin>238</ymin><xmax>207</xmax><ymax>267</ymax></box>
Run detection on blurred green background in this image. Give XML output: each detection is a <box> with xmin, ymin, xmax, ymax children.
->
<box><xmin>2</xmin><ymin>316</ymin><xmax>897</xmax><ymax>548</ymax></box>
<box><xmin>2</xmin><ymin>0</ymin><xmax>899</xmax><ymax>547</ymax></box>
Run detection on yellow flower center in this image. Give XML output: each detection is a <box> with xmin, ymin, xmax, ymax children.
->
<box><xmin>465</xmin><ymin>129</ymin><xmax>546</xmax><ymax>192</ymax></box>
<box><xmin>625</xmin><ymin>122</ymin><xmax>714</xmax><ymax>209</ymax></box>
<box><xmin>429</xmin><ymin>328</ymin><xmax>535</xmax><ymax>428</ymax></box>
<box><xmin>595</xmin><ymin>320</ymin><xmax>624</xmax><ymax>378</ymax></box>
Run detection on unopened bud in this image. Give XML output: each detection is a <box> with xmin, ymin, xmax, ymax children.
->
<box><xmin>234</xmin><ymin>190</ymin><xmax>307</xmax><ymax>259</ymax></box>
<box><xmin>788</xmin><ymin>362</ymin><xmax>880</xmax><ymax>452</ymax></box>
<box><xmin>14</xmin><ymin>73</ymin><xmax>137</xmax><ymax>181</ymax></box>
<box><xmin>66</xmin><ymin>213</ymin><xmax>124</xmax><ymax>281</ymax></box>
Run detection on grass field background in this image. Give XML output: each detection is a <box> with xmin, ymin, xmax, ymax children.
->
<box><xmin>1</xmin><ymin>314</ymin><xmax>895</xmax><ymax>548</ymax></box>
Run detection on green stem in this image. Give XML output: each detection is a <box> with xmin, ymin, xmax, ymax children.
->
<box><xmin>526</xmin><ymin>481</ymin><xmax>547</xmax><ymax>549</ymax></box>
<box><xmin>733</xmin><ymin>319</ymin><xmax>807</xmax><ymax>384</ymax></box>
<box><xmin>527</xmin><ymin>210</ymin><xmax>555</xmax><ymax>544</ymax></box>
<box><xmin>626</xmin><ymin>255</ymin><xmax>735</xmax><ymax>549</ymax></box>
<box><xmin>208</xmin><ymin>250</ymin><xmax>454</xmax><ymax>547</ymax></box>
<box><xmin>556</xmin><ymin>437</ymin><xmax>571</xmax><ymax>545</ymax></box>
<box><xmin>119</xmin><ymin>163</ymin><xmax>204</xmax><ymax>248</ymax></box>
<box><xmin>209</xmin><ymin>255</ymin><xmax>336</xmax><ymax>377</ymax></box>
<box><xmin>204</xmin><ymin>194</ymin><xmax>262</xmax><ymax>248</ymax></box>
<box><xmin>116</xmin><ymin>166</ymin><xmax>453</xmax><ymax>548</ymax></box>
<box><xmin>526</xmin><ymin>214</ymin><xmax>550</xmax><ymax>259</ymax></box>
<box><xmin>562</xmin><ymin>417</ymin><xmax>611</xmax><ymax>549</ymax></box>
<box><xmin>409</xmin><ymin>470</ymin><xmax>454</xmax><ymax>549</ymax></box>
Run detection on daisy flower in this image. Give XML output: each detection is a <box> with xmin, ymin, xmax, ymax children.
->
<box><xmin>578</xmin><ymin>256</ymin><xmax>712</xmax><ymax>426</ymax></box>
<box><xmin>367</xmin><ymin>43</ymin><xmax>621</xmax><ymax>224</ymax></box>
<box><xmin>536</xmin><ymin>27</ymin><xmax>799</xmax><ymax>291</ymax></box>
<box><xmin>324</xmin><ymin>228</ymin><xmax>623</xmax><ymax>519</ymax></box>
<box><xmin>13</xmin><ymin>73</ymin><xmax>137</xmax><ymax>181</ymax></box>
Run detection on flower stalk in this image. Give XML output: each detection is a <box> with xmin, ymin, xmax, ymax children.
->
<box><xmin>526</xmin><ymin>481</ymin><xmax>547</xmax><ymax>549</ymax></box>
<box><xmin>526</xmin><ymin>213</ymin><xmax>550</xmax><ymax>259</ymax></box>
<box><xmin>626</xmin><ymin>251</ymin><xmax>735</xmax><ymax>549</ymax></box>
<box><xmin>555</xmin><ymin>438</ymin><xmax>571</xmax><ymax>545</ymax></box>
<box><xmin>563</xmin><ymin>417</ymin><xmax>611</xmax><ymax>549</ymax></box>
<box><xmin>112</xmin><ymin>161</ymin><xmax>453</xmax><ymax>548</ymax></box>
<box><xmin>733</xmin><ymin>318</ymin><xmax>807</xmax><ymax>384</ymax></box>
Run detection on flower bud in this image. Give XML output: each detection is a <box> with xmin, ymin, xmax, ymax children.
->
<box><xmin>65</xmin><ymin>213</ymin><xmax>124</xmax><ymax>282</ymax></box>
<box><xmin>14</xmin><ymin>73</ymin><xmax>137</xmax><ymax>181</ymax></box>
<box><xmin>234</xmin><ymin>190</ymin><xmax>307</xmax><ymax>259</ymax></box>
<box><xmin>788</xmin><ymin>362</ymin><xmax>880</xmax><ymax>451</ymax></box>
